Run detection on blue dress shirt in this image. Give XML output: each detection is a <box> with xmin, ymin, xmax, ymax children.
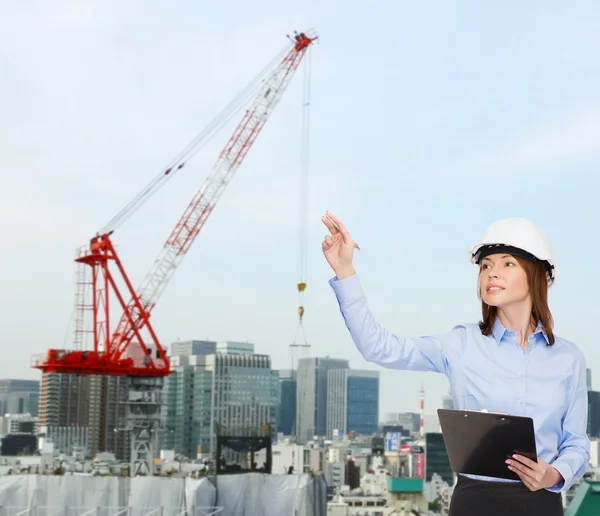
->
<box><xmin>329</xmin><ymin>273</ymin><xmax>590</xmax><ymax>493</ymax></box>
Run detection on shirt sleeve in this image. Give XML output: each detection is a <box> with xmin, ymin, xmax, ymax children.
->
<box><xmin>329</xmin><ymin>273</ymin><xmax>464</xmax><ymax>376</ymax></box>
<box><xmin>546</xmin><ymin>348</ymin><xmax>591</xmax><ymax>493</ymax></box>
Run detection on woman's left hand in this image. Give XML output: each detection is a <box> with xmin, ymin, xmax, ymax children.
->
<box><xmin>506</xmin><ymin>454</ymin><xmax>563</xmax><ymax>491</ymax></box>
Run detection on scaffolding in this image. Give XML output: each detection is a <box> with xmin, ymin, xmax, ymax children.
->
<box><xmin>215</xmin><ymin>423</ymin><xmax>273</xmax><ymax>475</ymax></box>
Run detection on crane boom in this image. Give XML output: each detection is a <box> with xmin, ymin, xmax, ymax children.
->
<box><xmin>110</xmin><ymin>33</ymin><xmax>314</xmax><ymax>361</ymax></box>
<box><xmin>32</xmin><ymin>31</ymin><xmax>317</xmax><ymax>377</ymax></box>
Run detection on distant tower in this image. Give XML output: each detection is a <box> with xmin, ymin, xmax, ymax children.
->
<box><xmin>419</xmin><ymin>385</ymin><xmax>425</xmax><ymax>437</ymax></box>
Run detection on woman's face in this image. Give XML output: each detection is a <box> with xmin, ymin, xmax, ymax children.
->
<box><xmin>479</xmin><ymin>253</ymin><xmax>530</xmax><ymax>308</ymax></box>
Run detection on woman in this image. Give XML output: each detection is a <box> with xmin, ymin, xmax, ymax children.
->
<box><xmin>321</xmin><ymin>212</ymin><xmax>589</xmax><ymax>516</ymax></box>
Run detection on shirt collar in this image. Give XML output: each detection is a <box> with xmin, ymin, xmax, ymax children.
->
<box><xmin>491</xmin><ymin>317</ymin><xmax>550</xmax><ymax>346</ymax></box>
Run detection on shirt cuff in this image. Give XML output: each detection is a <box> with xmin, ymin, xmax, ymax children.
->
<box><xmin>545</xmin><ymin>460</ymin><xmax>572</xmax><ymax>493</ymax></box>
<box><xmin>328</xmin><ymin>273</ymin><xmax>364</xmax><ymax>305</ymax></box>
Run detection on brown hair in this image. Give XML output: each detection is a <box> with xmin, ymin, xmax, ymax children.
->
<box><xmin>478</xmin><ymin>256</ymin><xmax>555</xmax><ymax>345</ymax></box>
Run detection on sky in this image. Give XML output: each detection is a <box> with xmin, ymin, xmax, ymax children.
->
<box><xmin>1</xmin><ymin>1</ymin><xmax>600</xmax><ymax>418</ymax></box>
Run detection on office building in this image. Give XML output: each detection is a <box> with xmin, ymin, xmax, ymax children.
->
<box><xmin>170</xmin><ymin>340</ymin><xmax>216</xmax><ymax>357</ymax></box>
<box><xmin>207</xmin><ymin>352</ymin><xmax>278</xmax><ymax>453</ymax></box>
<box><xmin>163</xmin><ymin>341</ymin><xmax>219</xmax><ymax>455</ymax></box>
<box><xmin>277</xmin><ymin>369</ymin><xmax>297</xmax><ymax>436</ymax></box>
<box><xmin>163</xmin><ymin>343</ymin><xmax>279</xmax><ymax>458</ymax></box>
<box><xmin>296</xmin><ymin>357</ymin><xmax>349</xmax><ymax>443</ymax></box>
<box><xmin>327</xmin><ymin>369</ymin><xmax>379</xmax><ymax>437</ymax></box>
<box><xmin>0</xmin><ymin>413</ymin><xmax>38</xmax><ymax>435</ymax></box>
<box><xmin>0</xmin><ymin>379</ymin><xmax>40</xmax><ymax>417</ymax></box>
<box><xmin>588</xmin><ymin>390</ymin><xmax>600</xmax><ymax>438</ymax></box>
<box><xmin>425</xmin><ymin>432</ymin><xmax>453</xmax><ymax>485</ymax></box>
<box><xmin>216</xmin><ymin>341</ymin><xmax>254</xmax><ymax>355</ymax></box>
<box><xmin>163</xmin><ymin>354</ymin><xmax>213</xmax><ymax>456</ymax></box>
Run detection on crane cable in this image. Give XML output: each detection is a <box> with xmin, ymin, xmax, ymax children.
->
<box><xmin>100</xmin><ymin>43</ymin><xmax>291</xmax><ymax>235</ymax></box>
<box><xmin>292</xmin><ymin>46</ymin><xmax>312</xmax><ymax>350</ymax></box>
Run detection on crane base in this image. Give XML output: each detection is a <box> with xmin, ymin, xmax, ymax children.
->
<box><xmin>127</xmin><ymin>376</ymin><xmax>164</xmax><ymax>476</ymax></box>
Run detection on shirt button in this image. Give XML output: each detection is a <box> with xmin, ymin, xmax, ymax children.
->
<box><xmin>519</xmin><ymin>399</ymin><xmax>524</xmax><ymax>404</ymax></box>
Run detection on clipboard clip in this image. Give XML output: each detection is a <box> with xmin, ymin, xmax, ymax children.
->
<box><xmin>460</xmin><ymin>409</ymin><xmax>510</xmax><ymax>415</ymax></box>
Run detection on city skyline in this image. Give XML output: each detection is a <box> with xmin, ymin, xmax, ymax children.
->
<box><xmin>2</xmin><ymin>2</ymin><xmax>600</xmax><ymax>417</ymax></box>
<box><xmin>3</xmin><ymin>364</ymin><xmax>600</xmax><ymax>429</ymax></box>
<box><xmin>4</xmin><ymin>335</ymin><xmax>600</xmax><ymax>418</ymax></box>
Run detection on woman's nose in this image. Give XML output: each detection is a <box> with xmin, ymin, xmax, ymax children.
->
<box><xmin>488</xmin><ymin>267</ymin><xmax>499</xmax><ymax>278</ymax></box>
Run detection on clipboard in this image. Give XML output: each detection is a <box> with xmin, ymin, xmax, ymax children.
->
<box><xmin>437</xmin><ymin>408</ymin><xmax>538</xmax><ymax>481</ymax></box>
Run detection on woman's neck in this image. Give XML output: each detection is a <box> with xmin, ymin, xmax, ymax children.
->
<box><xmin>497</xmin><ymin>302</ymin><xmax>534</xmax><ymax>349</ymax></box>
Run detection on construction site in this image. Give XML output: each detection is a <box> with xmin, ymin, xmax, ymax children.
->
<box><xmin>6</xmin><ymin>29</ymin><xmax>327</xmax><ymax>516</ymax></box>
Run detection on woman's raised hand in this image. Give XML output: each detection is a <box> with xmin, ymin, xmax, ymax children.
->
<box><xmin>321</xmin><ymin>211</ymin><xmax>357</xmax><ymax>280</ymax></box>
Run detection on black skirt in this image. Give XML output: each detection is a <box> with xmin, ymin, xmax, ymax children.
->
<box><xmin>449</xmin><ymin>474</ymin><xmax>563</xmax><ymax>516</ymax></box>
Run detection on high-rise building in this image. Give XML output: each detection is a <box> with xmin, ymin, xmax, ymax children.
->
<box><xmin>277</xmin><ymin>369</ymin><xmax>297</xmax><ymax>436</ymax></box>
<box><xmin>170</xmin><ymin>340</ymin><xmax>216</xmax><ymax>357</ymax></box>
<box><xmin>163</xmin><ymin>354</ymin><xmax>213</xmax><ymax>456</ymax></box>
<box><xmin>425</xmin><ymin>432</ymin><xmax>453</xmax><ymax>485</ymax></box>
<box><xmin>327</xmin><ymin>369</ymin><xmax>379</xmax><ymax>437</ymax></box>
<box><xmin>588</xmin><ymin>390</ymin><xmax>600</xmax><ymax>438</ymax></box>
<box><xmin>216</xmin><ymin>341</ymin><xmax>254</xmax><ymax>356</ymax></box>
<box><xmin>38</xmin><ymin>373</ymin><xmax>85</xmax><ymax>428</ymax></box>
<box><xmin>0</xmin><ymin>379</ymin><xmax>40</xmax><ymax>417</ymax></box>
<box><xmin>163</xmin><ymin>343</ymin><xmax>279</xmax><ymax>458</ymax></box>
<box><xmin>587</xmin><ymin>368</ymin><xmax>593</xmax><ymax>390</ymax></box>
<box><xmin>38</xmin><ymin>373</ymin><xmax>128</xmax><ymax>460</ymax></box>
<box><xmin>207</xmin><ymin>352</ymin><xmax>278</xmax><ymax>453</ymax></box>
<box><xmin>296</xmin><ymin>357</ymin><xmax>349</xmax><ymax>443</ymax></box>
<box><xmin>92</xmin><ymin>375</ymin><xmax>129</xmax><ymax>460</ymax></box>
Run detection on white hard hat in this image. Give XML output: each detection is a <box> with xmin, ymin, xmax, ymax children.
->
<box><xmin>468</xmin><ymin>218</ymin><xmax>556</xmax><ymax>286</ymax></box>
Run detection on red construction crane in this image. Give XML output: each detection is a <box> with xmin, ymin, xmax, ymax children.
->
<box><xmin>32</xmin><ymin>30</ymin><xmax>317</xmax><ymax>378</ymax></box>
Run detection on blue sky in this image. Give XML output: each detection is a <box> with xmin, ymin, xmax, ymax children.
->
<box><xmin>1</xmin><ymin>1</ymin><xmax>599</xmax><ymax>417</ymax></box>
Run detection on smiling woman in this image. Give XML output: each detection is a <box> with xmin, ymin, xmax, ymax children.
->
<box><xmin>478</xmin><ymin>254</ymin><xmax>554</xmax><ymax>344</ymax></box>
<box><xmin>321</xmin><ymin>211</ymin><xmax>589</xmax><ymax>516</ymax></box>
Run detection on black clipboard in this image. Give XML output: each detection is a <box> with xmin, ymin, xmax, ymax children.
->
<box><xmin>437</xmin><ymin>408</ymin><xmax>538</xmax><ymax>481</ymax></box>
